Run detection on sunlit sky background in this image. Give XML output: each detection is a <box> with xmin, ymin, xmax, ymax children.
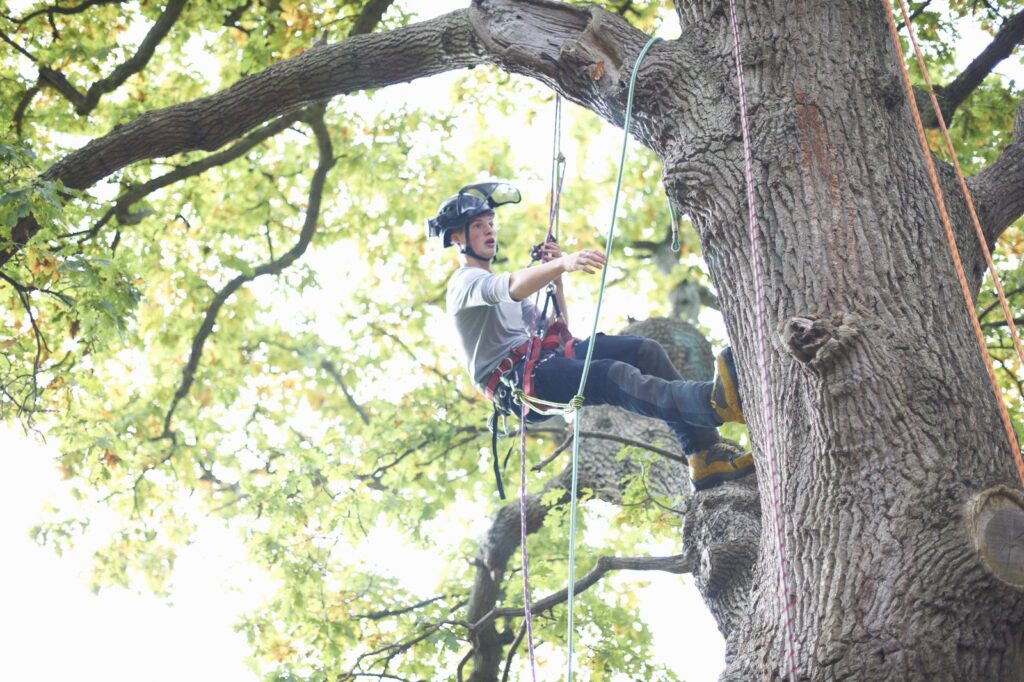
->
<box><xmin>2</xmin><ymin>1</ymin><xmax>1021</xmax><ymax>680</ymax></box>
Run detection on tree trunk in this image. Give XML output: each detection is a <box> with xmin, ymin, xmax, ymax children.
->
<box><xmin>656</xmin><ymin>2</ymin><xmax>1024</xmax><ymax>679</ymax></box>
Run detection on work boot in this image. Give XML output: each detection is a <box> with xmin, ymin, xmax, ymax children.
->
<box><xmin>687</xmin><ymin>441</ymin><xmax>755</xmax><ymax>491</ymax></box>
<box><xmin>711</xmin><ymin>346</ymin><xmax>744</xmax><ymax>424</ymax></box>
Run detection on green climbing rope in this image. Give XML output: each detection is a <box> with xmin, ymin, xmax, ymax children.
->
<box><xmin>563</xmin><ymin>34</ymin><xmax>662</xmax><ymax>681</ymax></box>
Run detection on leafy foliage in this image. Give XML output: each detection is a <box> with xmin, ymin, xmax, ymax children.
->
<box><xmin>0</xmin><ymin>1</ymin><xmax>1021</xmax><ymax>680</ymax></box>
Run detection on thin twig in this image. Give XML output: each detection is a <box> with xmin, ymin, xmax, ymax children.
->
<box><xmin>353</xmin><ymin>594</ymin><xmax>451</xmax><ymax>621</ymax></box>
<box><xmin>500</xmin><ymin>621</ymin><xmax>527</xmax><ymax>682</ymax></box>
<box><xmin>896</xmin><ymin>0</ymin><xmax>933</xmax><ymax>30</ymax></box>
<box><xmin>0</xmin><ymin>28</ymin><xmax>39</xmax><ymax>62</ymax></box>
<box><xmin>11</xmin><ymin>0</ymin><xmax>124</xmax><ymax>25</ymax></box>
<box><xmin>319</xmin><ymin>358</ymin><xmax>371</xmax><ymax>425</ymax></box>
<box><xmin>979</xmin><ymin>286</ymin><xmax>1024</xmax><ymax>320</ymax></box>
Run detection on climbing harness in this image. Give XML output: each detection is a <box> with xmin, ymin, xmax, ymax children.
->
<box><xmin>483</xmin><ymin>312</ymin><xmax>576</xmax><ymax>499</ymax></box>
<box><xmin>724</xmin><ymin>1</ymin><xmax>800</xmax><ymax>678</ymax></box>
<box><xmin>882</xmin><ymin>0</ymin><xmax>1024</xmax><ymax>486</ymax></box>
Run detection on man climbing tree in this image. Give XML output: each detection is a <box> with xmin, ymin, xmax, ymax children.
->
<box><xmin>2</xmin><ymin>1</ymin><xmax>1024</xmax><ymax>680</ymax></box>
<box><xmin>431</xmin><ymin>180</ymin><xmax>752</xmax><ymax>491</ymax></box>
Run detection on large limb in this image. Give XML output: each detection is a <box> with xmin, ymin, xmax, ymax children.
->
<box><xmin>969</xmin><ymin>99</ymin><xmax>1024</xmax><ymax>244</ymax></box>
<box><xmin>2</xmin><ymin>1</ymin><xmax>681</xmax><ymax>268</ymax></box>
<box><xmin>918</xmin><ymin>8</ymin><xmax>1024</xmax><ymax>128</ymax></box>
<box><xmin>0</xmin><ymin>10</ymin><xmax>480</xmax><ymax>268</ymax></box>
<box><xmin>81</xmin><ymin>111</ymin><xmax>305</xmax><ymax>243</ymax></box>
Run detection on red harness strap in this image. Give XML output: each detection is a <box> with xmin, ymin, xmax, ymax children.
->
<box><xmin>484</xmin><ymin>322</ymin><xmax>577</xmax><ymax>401</ymax></box>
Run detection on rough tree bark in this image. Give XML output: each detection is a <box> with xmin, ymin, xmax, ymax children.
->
<box><xmin>664</xmin><ymin>4</ymin><xmax>1024</xmax><ymax>680</ymax></box>
<box><xmin>7</xmin><ymin>1</ymin><xmax>1024</xmax><ymax>680</ymax></box>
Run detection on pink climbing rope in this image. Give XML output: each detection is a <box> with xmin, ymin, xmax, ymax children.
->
<box><xmin>519</xmin><ymin>400</ymin><xmax>539</xmax><ymax>680</ymax></box>
<box><xmin>725</xmin><ymin>1</ymin><xmax>800</xmax><ymax>679</ymax></box>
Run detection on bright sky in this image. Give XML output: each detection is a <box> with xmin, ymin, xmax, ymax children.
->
<box><xmin>2</xmin><ymin>1</ymin><xmax>1021</xmax><ymax>681</ymax></box>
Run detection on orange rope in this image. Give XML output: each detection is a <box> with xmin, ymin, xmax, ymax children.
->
<box><xmin>881</xmin><ymin>0</ymin><xmax>1024</xmax><ymax>487</ymax></box>
<box><xmin>893</xmin><ymin>0</ymin><xmax>1024</xmax><ymax>369</ymax></box>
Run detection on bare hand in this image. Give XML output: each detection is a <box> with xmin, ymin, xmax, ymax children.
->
<box><xmin>540</xmin><ymin>240</ymin><xmax>563</xmax><ymax>262</ymax></box>
<box><xmin>561</xmin><ymin>248</ymin><xmax>606</xmax><ymax>274</ymax></box>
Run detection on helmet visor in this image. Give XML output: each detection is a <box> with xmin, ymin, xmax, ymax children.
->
<box><xmin>459</xmin><ymin>182</ymin><xmax>521</xmax><ymax>210</ymax></box>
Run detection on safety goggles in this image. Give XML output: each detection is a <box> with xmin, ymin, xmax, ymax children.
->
<box><xmin>459</xmin><ymin>182</ymin><xmax>521</xmax><ymax>210</ymax></box>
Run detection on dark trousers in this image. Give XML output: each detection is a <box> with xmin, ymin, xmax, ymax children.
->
<box><xmin>510</xmin><ymin>334</ymin><xmax>722</xmax><ymax>455</ymax></box>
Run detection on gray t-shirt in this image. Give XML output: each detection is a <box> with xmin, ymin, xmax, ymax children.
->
<box><xmin>447</xmin><ymin>267</ymin><xmax>541</xmax><ymax>390</ymax></box>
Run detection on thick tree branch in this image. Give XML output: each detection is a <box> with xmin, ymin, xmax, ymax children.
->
<box><xmin>922</xmin><ymin>8</ymin><xmax>1024</xmax><ymax>126</ymax></box>
<box><xmin>81</xmin><ymin>111</ymin><xmax>304</xmax><ymax>241</ymax></box>
<box><xmin>160</xmin><ymin>109</ymin><xmax>334</xmax><ymax>438</ymax></box>
<box><xmin>969</xmin><ymin>99</ymin><xmax>1024</xmax><ymax>242</ymax></box>
<box><xmin>350</xmin><ymin>0</ymin><xmax>396</xmax><ymax>36</ymax></box>
<box><xmin>470</xmin><ymin>553</ymin><xmax>691</xmax><ymax>633</ymax></box>
<box><xmin>465</xmin><ymin>479</ymin><xmax>566</xmax><ymax>682</ymax></box>
<box><xmin>464</xmin><ymin>432</ymin><xmax>671</xmax><ymax>680</ymax></box>
<box><xmin>467</xmin><ymin>0</ymin><xmax>655</xmax><ymax>129</ymax></box>
<box><xmin>0</xmin><ymin>9</ymin><xmax>479</xmax><ymax>268</ymax></box>
<box><xmin>2</xmin><ymin>0</ymin><xmax>665</xmax><ymax>268</ymax></box>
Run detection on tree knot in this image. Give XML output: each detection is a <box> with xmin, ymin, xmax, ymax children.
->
<box><xmin>779</xmin><ymin>312</ymin><xmax>861</xmax><ymax>369</ymax></box>
<box><xmin>966</xmin><ymin>485</ymin><xmax>1024</xmax><ymax>589</ymax></box>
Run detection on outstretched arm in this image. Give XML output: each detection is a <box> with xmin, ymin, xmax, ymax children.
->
<box><xmin>508</xmin><ymin>248</ymin><xmax>606</xmax><ymax>302</ymax></box>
